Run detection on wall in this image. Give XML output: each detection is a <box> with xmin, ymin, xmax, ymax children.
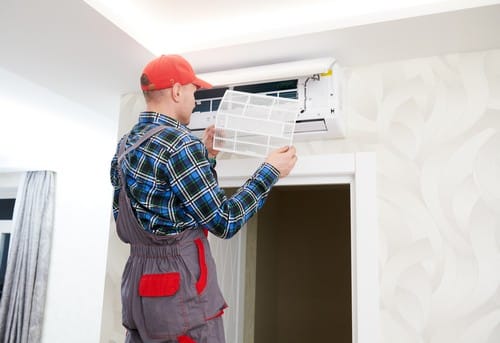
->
<box><xmin>0</xmin><ymin>173</ymin><xmax>21</xmax><ymax>193</ymax></box>
<box><xmin>103</xmin><ymin>48</ymin><xmax>500</xmax><ymax>342</ymax></box>
<box><xmin>100</xmin><ymin>94</ymin><xmax>143</xmax><ymax>343</ymax></box>
<box><xmin>0</xmin><ymin>67</ymin><xmax>119</xmax><ymax>342</ymax></box>
<box><xmin>320</xmin><ymin>48</ymin><xmax>500</xmax><ymax>343</ymax></box>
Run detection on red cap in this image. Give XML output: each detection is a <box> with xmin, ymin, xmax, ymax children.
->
<box><xmin>140</xmin><ymin>55</ymin><xmax>212</xmax><ymax>91</ymax></box>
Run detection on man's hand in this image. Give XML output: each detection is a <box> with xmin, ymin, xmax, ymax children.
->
<box><xmin>265</xmin><ymin>146</ymin><xmax>297</xmax><ymax>178</ymax></box>
<box><xmin>202</xmin><ymin>124</ymin><xmax>219</xmax><ymax>159</ymax></box>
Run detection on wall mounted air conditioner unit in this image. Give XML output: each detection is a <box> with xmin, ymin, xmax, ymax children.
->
<box><xmin>188</xmin><ymin>58</ymin><xmax>346</xmax><ymax>141</ymax></box>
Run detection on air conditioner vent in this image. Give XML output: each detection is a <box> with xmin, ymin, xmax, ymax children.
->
<box><xmin>233</xmin><ymin>79</ymin><xmax>298</xmax><ymax>95</ymax></box>
<box><xmin>194</xmin><ymin>87</ymin><xmax>228</xmax><ymax>113</ymax></box>
<box><xmin>294</xmin><ymin>119</ymin><xmax>327</xmax><ymax>133</ymax></box>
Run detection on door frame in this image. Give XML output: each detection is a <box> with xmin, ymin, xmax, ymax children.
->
<box><xmin>211</xmin><ymin>152</ymin><xmax>378</xmax><ymax>343</ymax></box>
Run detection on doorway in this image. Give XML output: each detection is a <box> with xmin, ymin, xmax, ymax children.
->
<box><xmin>212</xmin><ymin>153</ymin><xmax>378</xmax><ymax>343</ymax></box>
<box><xmin>247</xmin><ymin>184</ymin><xmax>352</xmax><ymax>343</ymax></box>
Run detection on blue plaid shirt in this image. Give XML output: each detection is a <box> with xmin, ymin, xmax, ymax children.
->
<box><xmin>110</xmin><ymin>112</ymin><xmax>280</xmax><ymax>239</ymax></box>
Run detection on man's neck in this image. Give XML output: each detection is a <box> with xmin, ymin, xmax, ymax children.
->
<box><xmin>146</xmin><ymin>104</ymin><xmax>180</xmax><ymax>122</ymax></box>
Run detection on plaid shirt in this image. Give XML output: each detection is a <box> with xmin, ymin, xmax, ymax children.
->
<box><xmin>110</xmin><ymin>112</ymin><xmax>280</xmax><ymax>239</ymax></box>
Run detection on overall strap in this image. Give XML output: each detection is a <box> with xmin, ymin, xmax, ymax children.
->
<box><xmin>118</xmin><ymin>125</ymin><xmax>167</xmax><ymax>164</ymax></box>
<box><xmin>117</xmin><ymin>125</ymin><xmax>167</xmax><ymax>180</ymax></box>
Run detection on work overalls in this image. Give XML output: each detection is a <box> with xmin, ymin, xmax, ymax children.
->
<box><xmin>116</xmin><ymin>126</ymin><xmax>227</xmax><ymax>343</ymax></box>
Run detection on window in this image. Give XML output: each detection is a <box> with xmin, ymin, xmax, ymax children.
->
<box><xmin>0</xmin><ymin>233</ymin><xmax>10</xmax><ymax>299</ymax></box>
<box><xmin>0</xmin><ymin>198</ymin><xmax>15</xmax><ymax>299</ymax></box>
<box><xmin>0</xmin><ymin>199</ymin><xmax>15</xmax><ymax>219</ymax></box>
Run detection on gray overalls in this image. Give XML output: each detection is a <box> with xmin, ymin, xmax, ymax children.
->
<box><xmin>116</xmin><ymin>126</ymin><xmax>227</xmax><ymax>343</ymax></box>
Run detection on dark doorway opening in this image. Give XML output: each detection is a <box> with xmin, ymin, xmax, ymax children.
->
<box><xmin>252</xmin><ymin>184</ymin><xmax>352</xmax><ymax>343</ymax></box>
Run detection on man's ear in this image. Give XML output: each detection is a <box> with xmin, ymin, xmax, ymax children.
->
<box><xmin>172</xmin><ymin>83</ymin><xmax>182</xmax><ymax>102</ymax></box>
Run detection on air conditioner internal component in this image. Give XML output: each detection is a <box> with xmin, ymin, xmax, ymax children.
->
<box><xmin>188</xmin><ymin>57</ymin><xmax>346</xmax><ymax>142</ymax></box>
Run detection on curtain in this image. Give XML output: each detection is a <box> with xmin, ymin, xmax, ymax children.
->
<box><xmin>0</xmin><ymin>171</ymin><xmax>56</xmax><ymax>343</ymax></box>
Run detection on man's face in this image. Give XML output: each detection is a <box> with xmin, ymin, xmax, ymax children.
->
<box><xmin>177</xmin><ymin>83</ymin><xmax>197</xmax><ymax>125</ymax></box>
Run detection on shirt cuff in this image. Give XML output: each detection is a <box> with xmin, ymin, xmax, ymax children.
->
<box><xmin>254</xmin><ymin>162</ymin><xmax>280</xmax><ymax>187</ymax></box>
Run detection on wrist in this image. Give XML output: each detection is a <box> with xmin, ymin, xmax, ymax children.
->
<box><xmin>208</xmin><ymin>149</ymin><xmax>220</xmax><ymax>159</ymax></box>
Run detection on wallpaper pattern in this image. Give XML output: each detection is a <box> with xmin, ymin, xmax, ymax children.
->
<box><xmin>337</xmin><ymin>49</ymin><xmax>500</xmax><ymax>343</ymax></box>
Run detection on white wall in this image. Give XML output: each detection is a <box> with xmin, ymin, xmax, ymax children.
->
<box><xmin>105</xmin><ymin>48</ymin><xmax>500</xmax><ymax>343</ymax></box>
<box><xmin>0</xmin><ymin>67</ymin><xmax>119</xmax><ymax>342</ymax></box>
<box><xmin>0</xmin><ymin>173</ymin><xmax>21</xmax><ymax>199</ymax></box>
<box><xmin>100</xmin><ymin>93</ymin><xmax>143</xmax><ymax>343</ymax></box>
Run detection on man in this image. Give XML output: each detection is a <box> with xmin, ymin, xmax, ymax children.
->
<box><xmin>110</xmin><ymin>54</ymin><xmax>297</xmax><ymax>343</ymax></box>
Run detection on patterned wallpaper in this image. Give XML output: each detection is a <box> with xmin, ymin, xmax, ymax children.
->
<box><xmin>101</xmin><ymin>49</ymin><xmax>500</xmax><ymax>342</ymax></box>
<box><xmin>328</xmin><ymin>49</ymin><xmax>500</xmax><ymax>343</ymax></box>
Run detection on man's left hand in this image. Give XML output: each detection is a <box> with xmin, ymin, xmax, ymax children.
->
<box><xmin>202</xmin><ymin>125</ymin><xmax>219</xmax><ymax>159</ymax></box>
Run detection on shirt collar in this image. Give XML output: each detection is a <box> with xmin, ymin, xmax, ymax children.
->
<box><xmin>138</xmin><ymin>111</ymin><xmax>186</xmax><ymax>131</ymax></box>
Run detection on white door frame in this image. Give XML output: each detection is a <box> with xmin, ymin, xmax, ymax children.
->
<box><xmin>210</xmin><ymin>152</ymin><xmax>379</xmax><ymax>343</ymax></box>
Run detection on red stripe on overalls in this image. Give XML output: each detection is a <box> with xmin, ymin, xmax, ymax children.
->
<box><xmin>194</xmin><ymin>238</ymin><xmax>207</xmax><ymax>294</ymax></box>
<box><xmin>177</xmin><ymin>335</ymin><xmax>196</xmax><ymax>343</ymax></box>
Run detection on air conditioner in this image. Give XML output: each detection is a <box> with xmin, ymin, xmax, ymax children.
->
<box><xmin>188</xmin><ymin>57</ymin><xmax>346</xmax><ymax>141</ymax></box>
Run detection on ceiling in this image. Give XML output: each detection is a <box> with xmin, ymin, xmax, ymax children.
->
<box><xmin>83</xmin><ymin>0</ymin><xmax>500</xmax><ymax>71</ymax></box>
<box><xmin>1</xmin><ymin>0</ymin><xmax>500</xmax><ymax>116</ymax></box>
<box><xmin>83</xmin><ymin>0</ymin><xmax>499</xmax><ymax>56</ymax></box>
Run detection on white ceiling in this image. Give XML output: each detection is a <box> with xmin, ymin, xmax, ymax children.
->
<box><xmin>1</xmin><ymin>0</ymin><xmax>500</xmax><ymax>115</ymax></box>
<box><xmin>183</xmin><ymin>4</ymin><xmax>500</xmax><ymax>73</ymax></box>
<box><xmin>83</xmin><ymin>0</ymin><xmax>499</xmax><ymax>56</ymax></box>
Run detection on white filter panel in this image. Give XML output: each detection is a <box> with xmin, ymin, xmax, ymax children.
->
<box><xmin>214</xmin><ymin>91</ymin><xmax>298</xmax><ymax>158</ymax></box>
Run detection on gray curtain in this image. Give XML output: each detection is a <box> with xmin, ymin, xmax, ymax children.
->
<box><xmin>0</xmin><ymin>171</ymin><xmax>56</xmax><ymax>343</ymax></box>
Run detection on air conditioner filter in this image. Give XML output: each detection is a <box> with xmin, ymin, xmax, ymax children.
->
<box><xmin>214</xmin><ymin>90</ymin><xmax>298</xmax><ymax>158</ymax></box>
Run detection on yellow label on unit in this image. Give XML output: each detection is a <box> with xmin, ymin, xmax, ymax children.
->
<box><xmin>320</xmin><ymin>69</ymin><xmax>333</xmax><ymax>77</ymax></box>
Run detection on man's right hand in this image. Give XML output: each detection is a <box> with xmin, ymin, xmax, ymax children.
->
<box><xmin>265</xmin><ymin>146</ymin><xmax>298</xmax><ymax>178</ymax></box>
